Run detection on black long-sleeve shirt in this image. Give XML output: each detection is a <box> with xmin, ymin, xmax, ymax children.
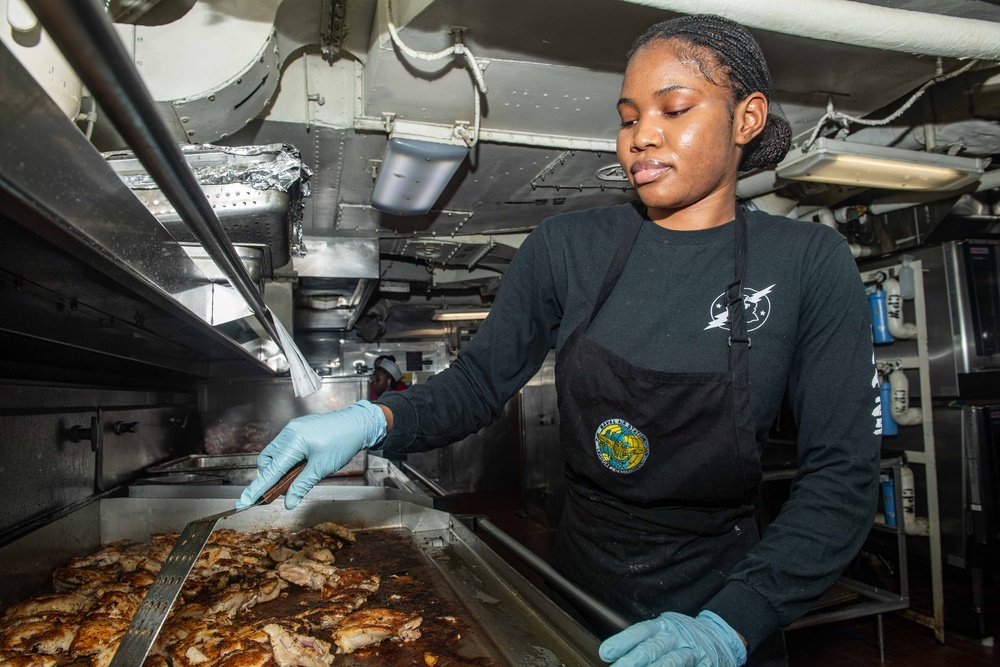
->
<box><xmin>377</xmin><ymin>202</ymin><xmax>881</xmax><ymax>651</ymax></box>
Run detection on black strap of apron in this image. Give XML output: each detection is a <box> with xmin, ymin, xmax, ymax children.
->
<box><xmin>725</xmin><ymin>207</ymin><xmax>758</xmax><ymax>488</ymax></box>
<box><xmin>581</xmin><ymin>215</ymin><xmax>644</xmax><ymax>334</ymax></box>
<box><xmin>726</xmin><ymin>206</ymin><xmax>750</xmax><ymax>360</ymax></box>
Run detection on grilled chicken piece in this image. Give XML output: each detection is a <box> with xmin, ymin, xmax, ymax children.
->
<box><xmin>3</xmin><ymin>594</ymin><xmax>89</xmax><ymax>620</ymax></box>
<box><xmin>332</xmin><ymin>609</ymin><xmax>422</xmax><ymax>654</ymax></box>
<box><xmin>166</xmin><ymin>619</ymin><xmax>263</xmax><ymax>667</ymax></box>
<box><xmin>104</xmin><ymin>542</ymin><xmax>172</xmax><ymax>575</ymax></box>
<box><xmin>206</xmin><ymin>583</ymin><xmax>256</xmax><ymax>619</ymax></box>
<box><xmin>30</xmin><ymin>621</ymin><xmax>79</xmax><ymax>655</ymax></box>
<box><xmin>153</xmin><ymin>607</ymin><xmax>221</xmax><ymax>656</ymax></box>
<box><xmin>318</xmin><ymin>568</ymin><xmax>379</xmax><ymax>606</ymax></box>
<box><xmin>206</xmin><ymin>531</ymin><xmax>275</xmax><ymax>558</ymax></box>
<box><xmin>262</xmin><ymin>622</ymin><xmax>333</xmax><ymax>667</ymax></box>
<box><xmin>170</xmin><ymin>627</ymin><xmax>225</xmax><ymax>666</ymax></box>
<box><xmin>51</xmin><ymin>566</ymin><xmax>119</xmax><ymax>593</ymax></box>
<box><xmin>245</xmin><ymin>571</ymin><xmax>286</xmax><ymax>606</ymax></box>
<box><xmin>91</xmin><ymin>591</ymin><xmax>143</xmax><ymax>619</ymax></box>
<box><xmin>294</xmin><ymin>570</ymin><xmax>379</xmax><ymax>631</ymax></box>
<box><xmin>195</xmin><ymin>545</ymin><xmax>232</xmax><ymax>569</ymax></box>
<box><xmin>330</xmin><ymin>569</ymin><xmax>379</xmax><ymax>594</ymax></box>
<box><xmin>181</xmin><ymin>571</ymin><xmax>230</xmax><ymax>601</ymax></box>
<box><xmin>65</xmin><ymin>541</ymin><xmax>133</xmax><ymax>569</ymax></box>
<box><xmin>204</xmin><ymin>529</ymin><xmax>251</xmax><ymax>548</ymax></box>
<box><xmin>69</xmin><ymin>617</ymin><xmax>128</xmax><ymax>656</ymax></box>
<box><xmin>120</xmin><ymin>570</ymin><xmax>156</xmax><ymax>589</ymax></box>
<box><xmin>275</xmin><ymin>559</ymin><xmax>337</xmax><ymax>592</ymax></box>
<box><xmin>0</xmin><ymin>614</ymin><xmax>76</xmax><ymax>641</ymax></box>
<box><xmin>90</xmin><ymin>640</ymin><xmax>122</xmax><ymax>667</ymax></box>
<box><xmin>167</xmin><ymin>604</ymin><xmax>212</xmax><ymax>624</ymax></box>
<box><xmin>295</xmin><ymin>599</ymin><xmax>356</xmax><ymax>631</ymax></box>
<box><xmin>268</xmin><ymin>546</ymin><xmax>334</xmax><ymax>565</ymax></box>
<box><xmin>301</xmin><ymin>548</ymin><xmax>334</xmax><ymax>564</ymax></box>
<box><xmin>196</xmin><ymin>558</ymin><xmax>245</xmax><ymax>581</ymax></box>
<box><xmin>267</xmin><ymin>546</ymin><xmax>298</xmax><ymax>563</ymax></box>
<box><xmin>312</xmin><ymin>522</ymin><xmax>355</xmax><ymax>544</ymax></box>
<box><xmin>286</xmin><ymin>530</ymin><xmax>342</xmax><ymax>553</ymax></box>
<box><xmin>0</xmin><ymin>619</ymin><xmax>58</xmax><ymax>651</ymax></box>
<box><xmin>216</xmin><ymin>644</ymin><xmax>272</xmax><ymax>667</ymax></box>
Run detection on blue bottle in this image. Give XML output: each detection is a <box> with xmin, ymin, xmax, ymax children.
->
<box><xmin>880</xmin><ymin>472</ymin><xmax>897</xmax><ymax>527</ymax></box>
<box><xmin>868</xmin><ymin>290</ymin><xmax>894</xmax><ymax>344</ymax></box>
<box><xmin>881</xmin><ymin>378</ymin><xmax>898</xmax><ymax>436</ymax></box>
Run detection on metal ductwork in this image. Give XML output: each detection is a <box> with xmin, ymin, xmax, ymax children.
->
<box><xmin>293</xmin><ymin>236</ymin><xmax>380</xmax><ymax>331</ymax></box>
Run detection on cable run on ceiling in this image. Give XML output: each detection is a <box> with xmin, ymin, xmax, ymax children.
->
<box><xmin>383</xmin><ymin>0</ymin><xmax>488</xmax><ymax>147</ymax></box>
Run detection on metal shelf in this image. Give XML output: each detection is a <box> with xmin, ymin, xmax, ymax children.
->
<box><xmin>0</xmin><ymin>41</ymin><xmax>278</xmax><ymax>377</ymax></box>
<box><xmin>784</xmin><ymin>457</ymin><xmax>910</xmax><ymax>661</ymax></box>
<box><xmin>864</xmin><ymin>259</ymin><xmax>945</xmax><ymax>641</ymax></box>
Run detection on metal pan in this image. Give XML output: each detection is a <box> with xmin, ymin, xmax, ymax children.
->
<box><xmin>93</xmin><ymin>497</ymin><xmax>601</xmax><ymax>666</ymax></box>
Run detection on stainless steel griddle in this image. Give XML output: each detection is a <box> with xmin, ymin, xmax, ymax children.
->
<box><xmin>4</xmin><ymin>496</ymin><xmax>601</xmax><ymax>667</ymax></box>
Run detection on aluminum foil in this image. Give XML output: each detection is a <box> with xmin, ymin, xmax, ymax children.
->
<box><xmin>106</xmin><ymin>143</ymin><xmax>312</xmax><ymax>257</ymax></box>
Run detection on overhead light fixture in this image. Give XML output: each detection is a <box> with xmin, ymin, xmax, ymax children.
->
<box><xmin>371</xmin><ymin>120</ymin><xmax>469</xmax><ymax>216</ymax></box>
<box><xmin>776</xmin><ymin>138</ymin><xmax>987</xmax><ymax>191</ymax></box>
<box><xmin>432</xmin><ymin>308</ymin><xmax>491</xmax><ymax>321</ymax></box>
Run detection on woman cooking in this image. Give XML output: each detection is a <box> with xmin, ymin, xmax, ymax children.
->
<box><xmin>238</xmin><ymin>14</ymin><xmax>881</xmax><ymax>667</ymax></box>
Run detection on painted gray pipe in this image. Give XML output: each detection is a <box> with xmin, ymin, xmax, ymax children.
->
<box><xmin>619</xmin><ymin>0</ymin><xmax>1000</xmax><ymax>61</ymax></box>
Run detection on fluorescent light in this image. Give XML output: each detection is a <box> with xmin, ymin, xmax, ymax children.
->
<box><xmin>432</xmin><ymin>308</ymin><xmax>490</xmax><ymax>321</ymax></box>
<box><xmin>371</xmin><ymin>136</ymin><xmax>469</xmax><ymax>215</ymax></box>
<box><xmin>776</xmin><ymin>138</ymin><xmax>986</xmax><ymax>191</ymax></box>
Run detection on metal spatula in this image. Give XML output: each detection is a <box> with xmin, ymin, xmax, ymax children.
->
<box><xmin>108</xmin><ymin>462</ymin><xmax>306</xmax><ymax>667</ymax></box>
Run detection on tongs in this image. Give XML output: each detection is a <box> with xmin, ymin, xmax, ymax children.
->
<box><xmin>108</xmin><ymin>462</ymin><xmax>305</xmax><ymax>667</ymax></box>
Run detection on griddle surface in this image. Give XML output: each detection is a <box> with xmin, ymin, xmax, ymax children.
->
<box><xmin>243</xmin><ymin>528</ymin><xmax>499</xmax><ymax>666</ymax></box>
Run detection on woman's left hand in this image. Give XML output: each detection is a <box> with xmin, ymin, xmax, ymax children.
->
<box><xmin>599</xmin><ymin>610</ymin><xmax>747</xmax><ymax>667</ymax></box>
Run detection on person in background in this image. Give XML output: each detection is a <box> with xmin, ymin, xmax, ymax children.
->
<box><xmin>239</xmin><ymin>14</ymin><xmax>881</xmax><ymax>667</ymax></box>
<box><xmin>369</xmin><ymin>355</ymin><xmax>408</xmax><ymax>401</ymax></box>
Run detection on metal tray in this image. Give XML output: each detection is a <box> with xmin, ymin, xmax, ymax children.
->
<box><xmin>147</xmin><ymin>452</ymin><xmax>368</xmax><ymax>477</ymax></box>
<box><xmin>130</xmin><ymin>473</ymin><xmax>227</xmax><ymax>486</ymax></box>
<box><xmin>2</xmin><ymin>498</ymin><xmax>600</xmax><ymax>666</ymax></box>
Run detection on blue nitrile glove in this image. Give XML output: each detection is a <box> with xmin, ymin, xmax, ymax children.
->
<box><xmin>599</xmin><ymin>610</ymin><xmax>747</xmax><ymax>667</ymax></box>
<box><xmin>235</xmin><ymin>400</ymin><xmax>387</xmax><ymax>511</ymax></box>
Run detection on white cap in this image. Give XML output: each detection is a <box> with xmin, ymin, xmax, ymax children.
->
<box><xmin>376</xmin><ymin>357</ymin><xmax>403</xmax><ymax>381</ymax></box>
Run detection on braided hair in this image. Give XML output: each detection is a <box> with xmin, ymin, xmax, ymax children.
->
<box><xmin>627</xmin><ymin>14</ymin><xmax>791</xmax><ymax>172</ymax></box>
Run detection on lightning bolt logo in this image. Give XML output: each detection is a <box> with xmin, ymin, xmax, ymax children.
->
<box><xmin>704</xmin><ymin>284</ymin><xmax>776</xmax><ymax>332</ymax></box>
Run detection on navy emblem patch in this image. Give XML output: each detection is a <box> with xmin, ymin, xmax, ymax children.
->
<box><xmin>595</xmin><ymin>419</ymin><xmax>649</xmax><ymax>474</ymax></box>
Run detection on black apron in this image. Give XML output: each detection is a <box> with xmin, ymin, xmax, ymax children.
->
<box><xmin>552</xmin><ymin>205</ymin><xmax>786</xmax><ymax>666</ymax></box>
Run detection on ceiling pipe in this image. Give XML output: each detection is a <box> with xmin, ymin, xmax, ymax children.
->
<box><xmin>618</xmin><ymin>0</ymin><xmax>1000</xmax><ymax>61</ymax></box>
<box><xmin>869</xmin><ymin>168</ymin><xmax>1000</xmax><ymax>216</ymax></box>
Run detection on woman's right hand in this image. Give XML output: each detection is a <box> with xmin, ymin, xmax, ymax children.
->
<box><xmin>236</xmin><ymin>400</ymin><xmax>389</xmax><ymax>511</ymax></box>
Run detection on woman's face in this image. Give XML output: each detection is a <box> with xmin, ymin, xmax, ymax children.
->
<box><xmin>371</xmin><ymin>368</ymin><xmax>392</xmax><ymax>397</ymax></box>
<box><xmin>616</xmin><ymin>39</ymin><xmax>765</xmax><ymax>223</ymax></box>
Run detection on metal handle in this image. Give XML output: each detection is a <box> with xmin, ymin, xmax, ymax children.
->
<box><xmin>258</xmin><ymin>462</ymin><xmax>307</xmax><ymax>505</ymax></box>
<box><xmin>474</xmin><ymin>518</ymin><xmax>631</xmax><ymax>634</ymax></box>
<box><xmin>68</xmin><ymin>416</ymin><xmax>100</xmax><ymax>451</ymax></box>
<box><xmin>401</xmin><ymin>462</ymin><xmax>449</xmax><ymax>497</ymax></box>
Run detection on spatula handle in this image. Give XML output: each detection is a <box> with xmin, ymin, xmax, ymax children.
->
<box><xmin>258</xmin><ymin>461</ymin><xmax>307</xmax><ymax>505</ymax></box>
